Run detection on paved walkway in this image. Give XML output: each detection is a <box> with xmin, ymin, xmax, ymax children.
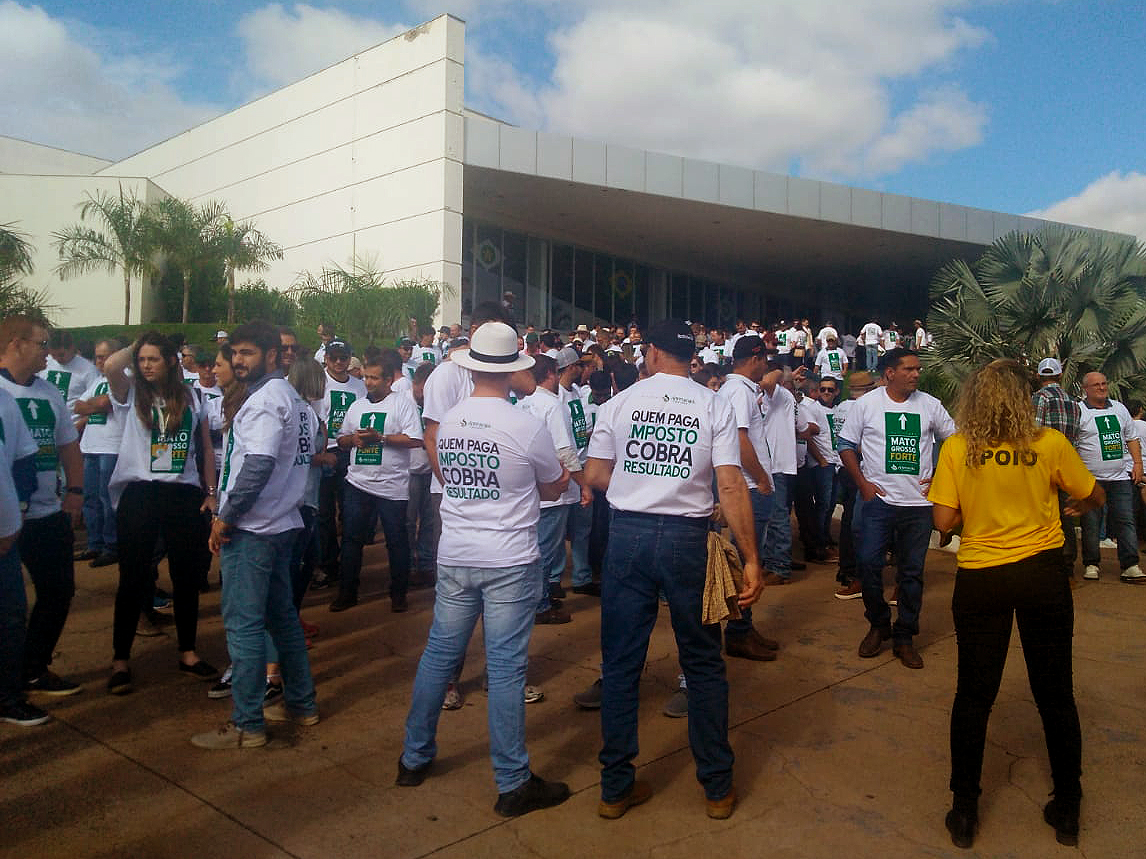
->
<box><xmin>3</xmin><ymin>541</ymin><xmax>1144</xmax><ymax>858</ymax></box>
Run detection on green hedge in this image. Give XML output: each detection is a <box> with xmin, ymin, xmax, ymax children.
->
<box><xmin>64</xmin><ymin>323</ymin><xmax>316</xmax><ymax>352</ymax></box>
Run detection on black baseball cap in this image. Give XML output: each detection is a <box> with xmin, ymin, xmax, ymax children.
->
<box><xmin>645</xmin><ymin>319</ymin><xmax>696</xmax><ymax>361</ymax></box>
<box><xmin>398</xmin><ymin>337</ymin><xmax>416</xmax><ymax>348</ymax></box>
<box><xmin>326</xmin><ymin>339</ymin><xmax>352</xmax><ymax>356</ymax></box>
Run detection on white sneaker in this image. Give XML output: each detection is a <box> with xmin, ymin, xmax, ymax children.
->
<box><xmin>1120</xmin><ymin>565</ymin><xmax>1146</xmax><ymax>583</ymax></box>
<box><xmin>1083</xmin><ymin>565</ymin><xmax>1100</xmax><ymax>580</ymax></box>
<box><xmin>524</xmin><ymin>685</ymin><xmax>545</xmax><ymax>704</ymax></box>
<box><xmin>1099</xmin><ymin>538</ymin><xmax>1117</xmax><ymax>549</ymax></box>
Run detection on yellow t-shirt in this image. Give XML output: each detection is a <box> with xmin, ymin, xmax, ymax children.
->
<box><xmin>928</xmin><ymin>429</ymin><xmax>1096</xmax><ymax>569</ymax></box>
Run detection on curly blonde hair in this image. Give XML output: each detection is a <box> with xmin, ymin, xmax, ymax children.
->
<box><xmin>955</xmin><ymin>359</ymin><xmax>1041</xmax><ymax>467</ymax></box>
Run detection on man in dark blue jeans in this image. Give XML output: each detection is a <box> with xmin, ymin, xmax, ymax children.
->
<box><xmin>585</xmin><ymin>320</ymin><xmax>763</xmax><ymax>821</ymax></box>
<box><xmin>838</xmin><ymin>349</ymin><xmax>955</xmax><ymax>670</ymax></box>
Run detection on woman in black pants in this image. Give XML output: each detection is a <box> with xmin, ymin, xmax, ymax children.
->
<box><xmin>104</xmin><ymin>334</ymin><xmax>220</xmax><ymax>694</ymax></box>
<box><xmin>929</xmin><ymin>359</ymin><xmax>1104</xmax><ymax>849</ymax></box>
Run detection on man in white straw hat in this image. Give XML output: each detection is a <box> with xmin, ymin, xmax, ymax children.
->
<box><xmin>397</xmin><ymin>321</ymin><xmax>574</xmax><ymax>818</ymax></box>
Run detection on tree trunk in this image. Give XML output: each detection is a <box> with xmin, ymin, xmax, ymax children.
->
<box><xmin>181</xmin><ymin>268</ymin><xmax>191</xmax><ymax>324</ymax></box>
<box><xmin>227</xmin><ymin>264</ymin><xmax>236</xmax><ymax>325</ymax></box>
<box><xmin>123</xmin><ymin>270</ymin><xmax>131</xmax><ymax>325</ymax></box>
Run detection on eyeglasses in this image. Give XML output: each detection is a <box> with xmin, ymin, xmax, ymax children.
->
<box><xmin>281</xmin><ymin>344</ymin><xmax>299</xmax><ymax>352</ymax></box>
<box><xmin>818</xmin><ymin>387</ymin><xmax>836</xmax><ymax>392</ymax></box>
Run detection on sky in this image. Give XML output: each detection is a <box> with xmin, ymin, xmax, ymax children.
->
<box><xmin>2</xmin><ymin>0</ymin><xmax>1144</xmax><ymax>240</ymax></box>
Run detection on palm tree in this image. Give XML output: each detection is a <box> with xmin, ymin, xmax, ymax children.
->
<box><xmin>0</xmin><ymin>222</ymin><xmax>35</xmax><ymax>284</ymax></box>
<box><xmin>0</xmin><ymin>222</ymin><xmax>56</xmax><ymax>320</ymax></box>
<box><xmin>212</xmin><ymin>216</ymin><xmax>283</xmax><ymax>324</ymax></box>
<box><xmin>924</xmin><ymin>225</ymin><xmax>1146</xmax><ymax>401</ymax></box>
<box><xmin>149</xmin><ymin>197</ymin><xmax>226</xmax><ymax>324</ymax></box>
<box><xmin>52</xmin><ymin>185</ymin><xmax>153</xmax><ymax>325</ymax></box>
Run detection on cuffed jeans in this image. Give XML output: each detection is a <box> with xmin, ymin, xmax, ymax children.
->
<box><xmin>761</xmin><ymin>472</ymin><xmax>793</xmax><ymax>578</ymax></box>
<box><xmin>854</xmin><ymin>496</ymin><xmax>932</xmax><ymax>643</ymax></box>
<box><xmin>340</xmin><ymin>483</ymin><xmax>411</xmax><ymax>601</ymax></box>
<box><xmin>568</xmin><ymin>500</ymin><xmax>594</xmax><ymax>587</ymax></box>
<box><xmin>1081</xmin><ymin>478</ymin><xmax>1139</xmax><ymax>570</ymax></box>
<box><xmin>401</xmin><ymin>562</ymin><xmax>540</xmax><ymax>793</ymax></box>
<box><xmin>82</xmin><ymin>453</ymin><xmax>118</xmax><ymax>552</ymax></box>
<box><xmin>600</xmin><ymin>510</ymin><xmax>733</xmax><ymax>802</ymax></box>
<box><xmin>407</xmin><ymin>471</ymin><xmax>436</xmax><ymax>575</ymax></box>
<box><xmin>950</xmin><ymin>548</ymin><xmax>1081</xmax><ymax>803</ymax></box>
<box><xmin>221</xmin><ymin>528</ymin><xmax>316</xmax><ymax>732</ymax></box>
<box><xmin>0</xmin><ymin>546</ymin><xmax>26</xmax><ymax>706</ymax></box>
<box><xmin>536</xmin><ymin>504</ymin><xmax>571</xmax><ymax>612</ymax></box>
<box><xmin>18</xmin><ymin>512</ymin><xmax>75</xmax><ymax>680</ymax></box>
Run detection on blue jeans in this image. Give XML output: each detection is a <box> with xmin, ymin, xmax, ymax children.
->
<box><xmin>82</xmin><ymin>453</ymin><xmax>118</xmax><ymax>552</ymax></box>
<box><xmin>401</xmin><ymin>562</ymin><xmax>540</xmax><ymax>793</ymax></box>
<box><xmin>340</xmin><ymin>483</ymin><xmax>410</xmax><ymax>600</ymax></box>
<box><xmin>727</xmin><ymin>488</ymin><xmax>772</xmax><ymax>639</ymax></box>
<box><xmin>568</xmin><ymin>500</ymin><xmax>594</xmax><ymax>587</ymax></box>
<box><xmin>762</xmin><ymin>472</ymin><xmax>793</xmax><ymax>578</ymax></box>
<box><xmin>1081</xmin><ymin>479</ymin><xmax>1139</xmax><ymax>570</ymax></box>
<box><xmin>221</xmin><ymin>528</ymin><xmax>316</xmax><ymax>732</ymax></box>
<box><xmin>536</xmin><ymin>504</ymin><xmax>571</xmax><ymax>611</ymax></box>
<box><xmin>406</xmin><ymin>472</ymin><xmax>436</xmax><ymax>575</ymax></box>
<box><xmin>0</xmin><ymin>546</ymin><xmax>25</xmax><ymax>706</ymax></box>
<box><xmin>836</xmin><ymin>471</ymin><xmax>859</xmax><ymax>584</ymax></box>
<box><xmin>600</xmin><ymin>511</ymin><xmax>732</xmax><ymax>802</ymax></box>
<box><xmin>864</xmin><ymin>345</ymin><xmax>879</xmax><ymax>370</ymax></box>
<box><xmin>853</xmin><ymin>496</ymin><xmax>932</xmax><ymax>643</ymax></box>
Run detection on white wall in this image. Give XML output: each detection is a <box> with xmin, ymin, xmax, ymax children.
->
<box><xmin>103</xmin><ymin>14</ymin><xmax>465</xmax><ymax>324</ymax></box>
<box><xmin>0</xmin><ymin>175</ymin><xmax>164</xmax><ymax>326</ymax></box>
<box><xmin>0</xmin><ymin>135</ymin><xmax>111</xmax><ymax>176</ymax></box>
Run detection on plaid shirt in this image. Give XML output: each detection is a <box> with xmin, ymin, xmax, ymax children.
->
<box><xmin>1033</xmin><ymin>383</ymin><xmax>1081</xmax><ymax>445</ymax></box>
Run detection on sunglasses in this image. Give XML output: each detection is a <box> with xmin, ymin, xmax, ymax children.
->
<box><xmin>819</xmin><ymin>386</ymin><xmax>836</xmax><ymax>392</ymax></box>
<box><xmin>281</xmin><ymin>344</ymin><xmax>299</xmax><ymax>352</ymax></box>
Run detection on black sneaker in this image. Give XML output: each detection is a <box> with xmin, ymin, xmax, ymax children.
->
<box><xmin>549</xmin><ymin>583</ymin><xmax>566</xmax><ymax>599</ymax></box>
<box><xmin>179</xmin><ymin>660</ymin><xmax>221</xmax><ymax>681</ymax></box>
<box><xmin>74</xmin><ymin>548</ymin><xmax>99</xmax><ymax>561</ymax></box>
<box><xmin>107</xmin><ymin>669</ymin><xmax>133</xmax><ymax>696</ymax></box>
<box><xmin>329</xmin><ymin>594</ymin><xmax>358</xmax><ymax>612</ymax></box>
<box><xmin>572</xmin><ymin>582</ymin><xmax>601</xmax><ymax>596</ymax></box>
<box><xmin>493</xmin><ymin>773</ymin><xmax>571</xmax><ymax>818</ymax></box>
<box><xmin>1043</xmin><ymin>798</ymin><xmax>1080</xmax><ymax>846</ymax></box>
<box><xmin>0</xmin><ymin>699</ymin><xmax>52</xmax><ymax>726</ymax></box>
<box><xmin>264</xmin><ymin>680</ymin><xmax>284</xmax><ymax>705</ymax></box>
<box><xmin>310</xmin><ymin>571</ymin><xmax>337</xmax><ymax>591</ymax></box>
<box><xmin>25</xmin><ymin>671</ymin><xmax>81</xmax><ymax>697</ymax></box>
<box><xmin>396</xmin><ymin>756</ymin><xmax>433</xmax><ymax>786</ymax></box>
<box><xmin>90</xmin><ymin>550</ymin><xmax>119</xmax><ymax>568</ymax></box>
<box><xmin>207</xmin><ymin>678</ymin><xmax>232</xmax><ymax>699</ymax></box>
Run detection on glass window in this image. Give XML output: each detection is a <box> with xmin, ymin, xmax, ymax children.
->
<box><xmin>526</xmin><ymin>237</ymin><xmax>548</xmax><ymax>329</ymax></box>
<box><xmin>461</xmin><ymin>219</ymin><xmax>476</xmax><ymax>319</ymax></box>
<box><xmin>689</xmin><ymin>276</ymin><xmax>705</xmax><ymax>324</ymax></box>
<box><xmin>551</xmin><ymin>245</ymin><xmax>574</xmax><ymax>332</ymax></box>
<box><xmin>613</xmin><ymin>259</ymin><xmax>635</xmax><ymax>325</ymax></box>
<box><xmin>594</xmin><ymin>254</ymin><xmax>613</xmax><ymax>326</ymax></box>
<box><xmin>473</xmin><ymin>225</ymin><xmax>502</xmax><ymax>312</ymax></box>
<box><xmin>574</xmin><ymin>248</ymin><xmax>595</xmax><ymax>327</ymax></box>
<box><xmin>633</xmin><ymin>264</ymin><xmax>650</xmax><ymax>326</ymax></box>
<box><xmin>670</xmin><ymin>272</ymin><xmax>687</xmax><ymax>320</ymax></box>
<box><xmin>501</xmin><ymin>231</ymin><xmax>527</xmax><ymax>327</ymax></box>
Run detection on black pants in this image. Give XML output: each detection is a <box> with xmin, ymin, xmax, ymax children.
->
<box><xmin>950</xmin><ymin>548</ymin><xmax>1082</xmax><ymax>803</ymax></box>
<box><xmin>114</xmin><ymin>482</ymin><xmax>208</xmax><ymax>661</ymax></box>
<box><xmin>836</xmin><ymin>470</ymin><xmax>858</xmax><ymax>584</ymax></box>
<box><xmin>316</xmin><ymin>448</ymin><xmax>350</xmax><ymax>578</ymax></box>
<box><xmin>19</xmin><ymin>512</ymin><xmax>75</xmax><ymax>680</ymax></box>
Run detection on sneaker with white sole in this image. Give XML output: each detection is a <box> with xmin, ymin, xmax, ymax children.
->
<box><xmin>524</xmin><ymin>685</ymin><xmax>545</xmax><ymax>704</ymax></box>
<box><xmin>441</xmin><ymin>682</ymin><xmax>463</xmax><ymax>710</ymax></box>
<box><xmin>1099</xmin><ymin>538</ymin><xmax>1117</xmax><ymax>549</ymax></box>
<box><xmin>190</xmin><ymin>721</ymin><xmax>267</xmax><ymax>749</ymax></box>
<box><xmin>0</xmin><ymin>699</ymin><xmax>52</xmax><ymax>726</ymax></box>
<box><xmin>263</xmin><ymin>701</ymin><xmax>319</xmax><ymax>725</ymax></box>
<box><xmin>1120</xmin><ymin>565</ymin><xmax>1146</xmax><ymax>583</ymax></box>
<box><xmin>573</xmin><ymin>678</ymin><xmax>602</xmax><ymax>710</ymax></box>
<box><xmin>1083</xmin><ymin>565</ymin><xmax>1100</xmax><ymax>580</ymax></box>
<box><xmin>207</xmin><ymin>666</ymin><xmax>234</xmax><ymax>699</ymax></box>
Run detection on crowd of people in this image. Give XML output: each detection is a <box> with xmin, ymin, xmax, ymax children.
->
<box><xmin>0</xmin><ymin>304</ymin><xmax>1137</xmax><ymax>847</ymax></box>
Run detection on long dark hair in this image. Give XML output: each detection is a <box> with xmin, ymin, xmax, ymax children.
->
<box><xmin>132</xmin><ymin>332</ymin><xmax>192</xmax><ymax>434</ymax></box>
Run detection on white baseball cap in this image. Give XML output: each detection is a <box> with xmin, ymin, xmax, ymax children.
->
<box><xmin>1037</xmin><ymin>357</ymin><xmax>1063</xmax><ymax>376</ymax></box>
<box><xmin>451</xmin><ymin>322</ymin><xmax>534</xmax><ymax>373</ymax></box>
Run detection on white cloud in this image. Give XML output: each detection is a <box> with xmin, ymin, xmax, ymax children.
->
<box><xmin>0</xmin><ymin>1</ymin><xmax>221</xmax><ymax>161</ymax></box>
<box><xmin>235</xmin><ymin>4</ymin><xmax>410</xmax><ymax>92</ymax></box>
<box><xmin>466</xmin><ymin>0</ymin><xmax>992</xmax><ymax>179</ymax></box>
<box><xmin>1030</xmin><ymin>171</ymin><xmax>1146</xmax><ymax>243</ymax></box>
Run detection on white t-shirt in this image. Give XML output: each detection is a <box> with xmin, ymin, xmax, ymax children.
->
<box><xmin>587</xmin><ymin>372</ymin><xmax>739</xmax><ymax>518</ymax></box>
<box><xmin>0</xmin><ymin>374</ymin><xmax>79</xmax><ymax>519</ymax></box>
<box><xmin>860</xmin><ymin>323</ymin><xmax>883</xmax><ymax>346</ymax></box>
<box><xmin>838</xmin><ymin>387</ymin><xmax>956</xmax><ymax>506</ymax></box>
<box><xmin>789</xmin><ymin>327</ymin><xmax>809</xmax><ymax>353</ymax></box>
<box><xmin>761</xmin><ymin>384</ymin><xmax>805</xmax><ymax>476</ymax></box>
<box><xmin>108</xmin><ymin>388</ymin><xmax>205</xmax><ymax>509</ymax></box>
<box><xmin>519</xmin><ymin>387</ymin><xmax>577</xmax><ymax>509</ymax></box>
<box><xmin>1077</xmin><ymin>400</ymin><xmax>1138</xmax><ymax>481</ymax></box>
<box><xmin>816</xmin><ymin>327</ymin><xmax>839</xmax><ymax>350</ymax></box>
<box><xmin>194</xmin><ymin>380</ymin><xmax>223</xmax><ymax>402</ymax></box>
<box><xmin>422</xmin><ymin>358</ymin><xmax>474</xmax><ymax>494</ymax></box>
<box><xmin>415</xmin><ymin>345</ymin><xmax>441</xmax><ymax>367</ymax></box>
<box><xmin>800</xmin><ymin>396</ymin><xmax>834</xmax><ymax>466</ymax></box>
<box><xmin>317</xmin><ymin>371</ymin><xmax>367</xmax><ymax>450</ymax></box>
<box><xmin>699</xmin><ymin>344</ymin><xmax>727</xmax><ymax>365</ymax></box>
<box><xmin>814</xmin><ymin>348</ymin><xmax>848</xmax><ymax>380</ymax></box>
<box><xmin>915</xmin><ymin>327</ymin><xmax>931</xmax><ymax>349</ymax></box>
<box><xmin>219</xmin><ymin>377</ymin><xmax>312</xmax><ymax>535</ymax></box>
<box><xmin>775</xmin><ymin>328</ymin><xmax>793</xmax><ymax>355</ymax></box>
<box><xmin>340</xmin><ymin>392</ymin><xmax>423</xmax><ymax>501</ymax></box>
<box><xmin>717</xmin><ymin>373</ymin><xmax>770</xmax><ymax>489</ymax></box>
<box><xmin>0</xmin><ymin>388</ymin><xmax>39</xmax><ymax>538</ymax></box>
<box><xmin>436</xmin><ymin>396</ymin><xmax>562</xmax><ymax>567</ymax></box>
<box><xmin>203</xmin><ymin>395</ymin><xmax>227</xmax><ymax>472</ymax></box>
<box><xmin>41</xmin><ymin>354</ymin><xmax>99</xmax><ymax>422</ymax></box>
<box><xmin>407</xmin><ymin>392</ymin><xmax>431</xmax><ymax>476</ymax></box>
<box><xmin>77</xmin><ymin>376</ymin><xmax>126</xmax><ymax>456</ymax></box>
<box><xmin>881</xmin><ymin>330</ymin><xmax>900</xmax><ymax>352</ymax></box>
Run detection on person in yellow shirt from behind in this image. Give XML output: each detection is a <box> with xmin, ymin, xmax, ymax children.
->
<box><xmin>928</xmin><ymin>359</ymin><xmax>1104</xmax><ymax>851</ymax></box>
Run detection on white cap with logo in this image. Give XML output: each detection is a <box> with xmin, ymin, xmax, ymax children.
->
<box><xmin>1037</xmin><ymin>358</ymin><xmax>1063</xmax><ymax>376</ymax></box>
